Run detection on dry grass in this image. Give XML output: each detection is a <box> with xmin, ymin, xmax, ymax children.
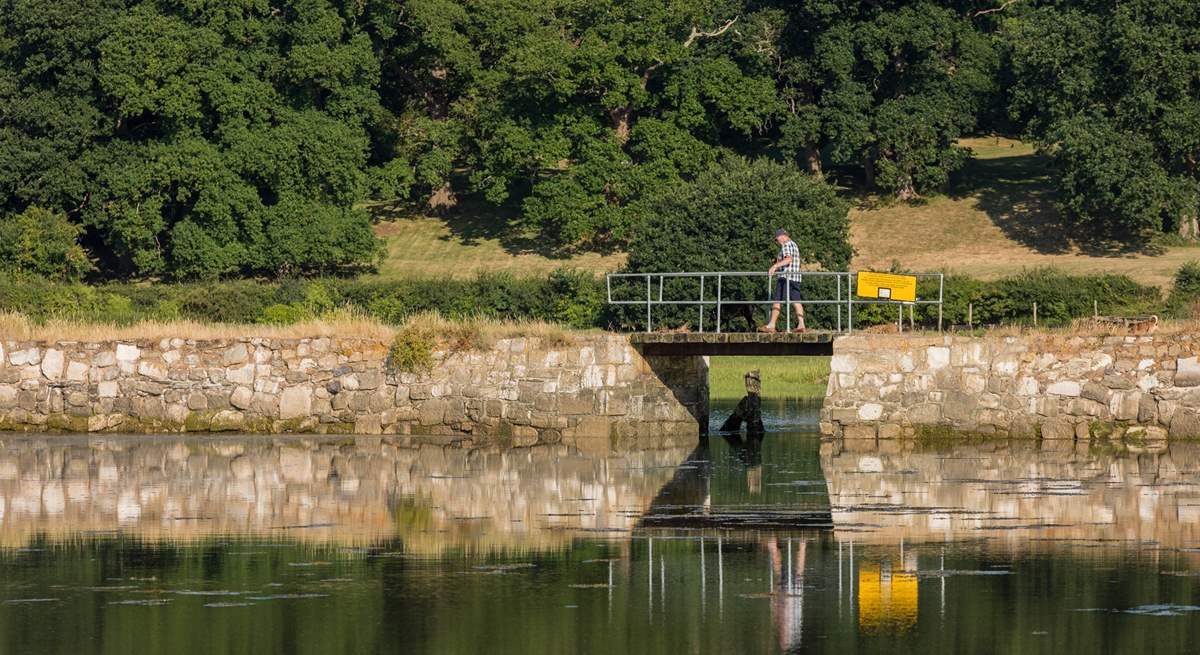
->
<box><xmin>850</xmin><ymin>136</ymin><xmax>1200</xmax><ymax>289</ymax></box>
<box><xmin>0</xmin><ymin>309</ymin><xmax>581</xmax><ymax>347</ymax></box>
<box><xmin>371</xmin><ymin>214</ymin><xmax>624</xmax><ymax>279</ymax></box>
<box><xmin>399</xmin><ymin>311</ymin><xmax>579</xmax><ymax>350</ymax></box>
<box><xmin>0</xmin><ymin>309</ymin><xmax>396</xmax><ymax>343</ymax></box>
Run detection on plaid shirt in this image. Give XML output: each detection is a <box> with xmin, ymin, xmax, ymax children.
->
<box><xmin>778</xmin><ymin>239</ymin><xmax>802</xmax><ymax>282</ymax></box>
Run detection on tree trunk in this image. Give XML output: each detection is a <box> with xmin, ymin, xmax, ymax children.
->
<box><xmin>1178</xmin><ymin>213</ymin><xmax>1200</xmax><ymax>240</ymax></box>
<box><xmin>803</xmin><ymin>144</ymin><xmax>823</xmax><ymax>177</ymax></box>
<box><xmin>609</xmin><ymin>105</ymin><xmax>632</xmax><ymax>145</ymax></box>
<box><xmin>863</xmin><ymin>153</ymin><xmax>876</xmax><ymax>190</ymax></box>
<box><xmin>895</xmin><ymin>173</ymin><xmax>918</xmax><ymax>201</ymax></box>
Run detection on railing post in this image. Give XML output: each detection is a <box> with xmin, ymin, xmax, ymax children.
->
<box><xmin>716</xmin><ymin>275</ymin><xmax>722</xmax><ymax>333</ymax></box>
<box><xmin>847</xmin><ymin>272</ymin><xmax>854</xmax><ymax>334</ymax></box>
<box><xmin>938</xmin><ymin>273</ymin><xmax>944</xmax><ymax>333</ymax></box>
<box><xmin>699</xmin><ymin>275</ymin><xmax>705</xmax><ymax>333</ymax></box>
<box><xmin>646</xmin><ymin>274</ymin><xmax>652</xmax><ymax>333</ymax></box>
<box><xmin>837</xmin><ymin>274</ymin><xmax>843</xmax><ymax>333</ymax></box>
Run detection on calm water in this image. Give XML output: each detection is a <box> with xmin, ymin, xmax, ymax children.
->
<box><xmin>1</xmin><ymin>401</ymin><xmax>1199</xmax><ymax>654</ymax></box>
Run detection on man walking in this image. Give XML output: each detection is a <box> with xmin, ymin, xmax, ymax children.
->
<box><xmin>759</xmin><ymin>229</ymin><xmax>805</xmax><ymax>333</ymax></box>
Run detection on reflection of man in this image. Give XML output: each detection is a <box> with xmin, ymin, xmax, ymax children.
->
<box><xmin>764</xmin><ymin>537</ymin><xmax>806</xmax><ymax>651</ymax></box>
<box><xmin>760</xmin><ymin>229</ymin><xmax>805</xmax><ymax>333</ymax></box>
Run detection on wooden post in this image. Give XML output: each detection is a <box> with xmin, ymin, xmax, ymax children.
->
<box><xmin>718</xmin><ymin>369</ymin><xmax>764</xmax><ymax>433</ymax></box>
<box><xmin>968</xmin><ymin>302</ymin><xmax>973</xmax><ymax>330</ymax></box>
<box><xmin>1094</xmin><ymin>299</ymin><xmax>1098</xmax><ymax>321</ymax></box>
<box><xmin>1033</xmin><ymin>302</ymin><xmax>1038</xmax><ymax>328</ymax></box>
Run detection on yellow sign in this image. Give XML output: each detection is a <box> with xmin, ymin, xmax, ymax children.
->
<box><xmin>857</xmin><ymin>272</ymin><xmax>917</xmax><ymax>302</ymax></box>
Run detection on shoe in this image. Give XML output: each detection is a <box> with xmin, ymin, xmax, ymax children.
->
<box><xmin>757</xmin><ymin>325</ymin><xmax>776</xmax><ymax>333</ymax></box>
<box><xmin>790</xmin><ymin>327</ymin><xmax>807</xmax><ymax>333</ymax></box>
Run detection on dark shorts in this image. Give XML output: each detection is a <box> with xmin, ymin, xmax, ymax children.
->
<box><xmin>773</xmin><ymin>278</ymin><xmax>803</xmax><ymax>302</ymax></box>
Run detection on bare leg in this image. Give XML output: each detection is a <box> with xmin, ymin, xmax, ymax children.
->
<box><xmin>766</xmin><ymin>303</ymin><xmax>781</xmax><ymax>329</ymax></box>
<box><xmin>792</xmin><ymin>303</ymin><xmax>805</xmax><ymax>330</ymax></box>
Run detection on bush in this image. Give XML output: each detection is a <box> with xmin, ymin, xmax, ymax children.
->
<box><xmin>623</xmin><ymin>156</ymin><xmax>850</xmax><ymax>330</ymax></box>
<box><xmin>0</xmin><ymin>207</ymin><xmax>94</xmax><ymax>281</ymax></box>
<box><xmin>1167</xmin><ymin>262</ymin><xmax>1200</xmax><ymax>319</ymax></box>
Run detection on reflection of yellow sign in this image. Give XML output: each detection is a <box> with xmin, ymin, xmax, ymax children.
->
<box><xmin>858</xmin><ymin>561</ymin><xmax>918</xmax><ymax>634</ymax></box>
<box><xmin>857</xmin><ymin>272</ymin><xmax>917</xmax><ymax>302</ymax></box>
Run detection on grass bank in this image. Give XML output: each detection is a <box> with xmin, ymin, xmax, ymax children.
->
<box><xmin>0</xmin><ymin>310</ymin><xmax>579</xmax><ymax>347</ymax></box>
<box><xmin>708</xmin><ymin>356</ymin><xmax>830</xmax><ymax>401</ymax></box>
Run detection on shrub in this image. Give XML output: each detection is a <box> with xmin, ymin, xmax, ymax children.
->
<box><xmin>1167</xmin><ymin>262</ymin><xmax>1200</xmax><ymax>318</ymax></box>
<box><xmin>387</xmin><ymin>324</ymin><xmax>436</xmax><ymax>374</ymax></box>
<box><xmin>624</xmin><ymin>156</ymin><xmax>850</xmax><ymax>330</ymax></box>
<box><xmin>0</xmin><ymin>207</ymin><xmax>94</xmax><ymax>281</ymax></box>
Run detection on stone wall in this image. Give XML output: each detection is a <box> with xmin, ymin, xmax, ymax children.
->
<box><xmin>821</xmin><ymin>333</ymin><xmax>1200</xmax><ymax>440</ymax></box>
<box><xmin>0</xmin><ymin>335</ymin><xmax>707</xmax><ymax>447</ymax></box>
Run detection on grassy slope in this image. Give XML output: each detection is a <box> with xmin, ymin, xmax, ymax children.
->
<box><xmin>369</xmin><ymin>202</ymin><xmax>625</xmax><ymax>279</ymax></box>
<box><xmin>850</xmin><ymin>137</ymin><xmax>1199</xmax><ymax>289</ymax></box>
<box><xmin>370</xmin><ymin>138</ymin><xmax>1198</xmax><ymax>289</ymax></box>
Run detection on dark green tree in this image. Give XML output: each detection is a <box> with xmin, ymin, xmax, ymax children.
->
<box><xmin>1005</xmin><ymin>0</ymin><xmax>1200</xmax><ymax>241</ymax></box>
<box><xmin>0</xmin><ymin>0</ymin><xmax>383</xmax><ymax>279</ymax></box>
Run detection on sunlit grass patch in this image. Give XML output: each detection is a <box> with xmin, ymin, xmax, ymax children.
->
<box><xmin>708</xmin><ymin>356</ymin><xmax>829</xmax><ymax>401</ymax></box>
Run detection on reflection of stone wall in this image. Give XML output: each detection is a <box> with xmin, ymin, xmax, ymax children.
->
<box><xmin>822</xmin><ymin>334</ymin><xmax>1200</xmax><ymax>439</ymax></box>
<box><xmin>0</xmin><ymin>336</ymin><xmax>707</xmax><ymax>445</ymax></box>
<box><xmin>0</xmin><ymin>436</ymin><xmax>693</xmax><ymax>550</ymax></box>
<box><xmin>821</xmin><ymin>440</ymin><xmax>1200</xmax><ymax>549</ymax></box>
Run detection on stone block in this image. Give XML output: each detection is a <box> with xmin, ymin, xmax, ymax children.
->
<box><xmin>1109</xmin><ymin>391</ymin><xmax>1140</xmax><ymax>421</ymax></box>
<box><xmin>830</xmin><ymin>354</ymin><xmax>856</xmax><ymax>373</ymax></box>
<box><xmin>279</xmin><ymin>386</ymin><xmax>312</xmax><ymax>420</ymax></box>
<box><xmin>41</xmin><ymin>349</ymin><xmax>65</xmax><ymax>381</ymax></box>
<box><xmin>223</xmin><ymin>343</ymin><xmax>249</xmax><ymax>365</ymax></box>
<box><xmin>9</xmin><ymin>347</ymin><xmax>39</xmax><ymax>366</ymax></box>
<box><xmin>857</xmin><ymin>403</ymin><xmax>884</xmax><ymax>421</ymax></box>
<box><xmin>419</xmin><ymin>399</ymin><xmax>448</xmax><ymax>426</ymax></box>
<box><xmin>842</xmin><ymin>424</ymin><xmax>877</xmax><ymax>441</ymax></box>
<box><xmin>926</xmin><ymin>346</ymin><xmax>950</xmax><ymax>369</ymax></box>
<box><xmin>137</xmin><ymin>360</ymin><xmax>168</xmax><ymax>381</ymax></box>
<box><xmin>115</xmin><ymin>343</ymin><xmax>140</xmax><ymax>362</ymax></box>
<box><xmin>1169</xmin><ymin>409</ymin><xmax>1200</xmax><ymax>439</ymax></box>
<box><xmin>1040</xmin><ymin>418</ymin><xmax>1075</xmax><ymax>441</ymax></box>
<box><xmin>230</xmin><ymin>386</ymin><xmax>253</xmax><ymax>410</ymax></box>
<box><xmin>1046</xmin><ymin>381</ymin><xmax>1081</xmax><ymax>397</ymax></box>
<box><xmin>227</xmin><ymin>364</ymin><xmax>254</xmax><ymax>385</ymax></box>
<box><xmin>1176</xmin><ymin>356</ymin><xmax>1200</xmax><ymax>387</ymax></box>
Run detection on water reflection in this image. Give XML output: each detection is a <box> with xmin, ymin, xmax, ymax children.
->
<box><xmin>822</xmin><ymin>439</ymin><xmax>1200</xmax><ymax>550</ymax></box>
<box><xmin>0</xmin><ymin>408</ymin><xmax>1199</xmax><ymax>654</ymax></box>
<box><xmin>0</xmin><ymin>435</ymin><xmax>693</xmax><ymax>551</ymax></box>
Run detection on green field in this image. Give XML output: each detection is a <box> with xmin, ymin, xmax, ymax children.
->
<box><xmin>708</xmin><ymin>356</ymin><xmax>830</xmax><ymax>401</ymax></box>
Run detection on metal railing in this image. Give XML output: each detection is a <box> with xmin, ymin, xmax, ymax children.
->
<box><xmin>606</xmin><ymin>271</ymin><xmax>945</xmax><ymax>333</ymax></box>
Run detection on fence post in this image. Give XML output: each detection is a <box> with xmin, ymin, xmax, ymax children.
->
<box><xmin>716</xmin><ymin>274</ymin><xmax>722</xmax><ymax>334</ymax></box>
<box><xmin>699</xmin><ymin>275</ymin><xmax>705</xmax><ymax>333</ymax></box>
<box><xmin>1033</xmin><ymin>302</ymin><xmax>1038</xmax><ymax>328</ymax></box>
<box><xmin>1093</xmin><ymin>299</ymin><xmax>1098</xmax><ymax>321</ymax></box>
<box><xmin>646</xmin><ymin>274</ymin><xmax>652</xmax><ymax>333</ymax></box>
<box><xmin>837</xmin><ymin>274</ymin><xmax>843</xmax><ymax>332</ymax></box>
<box><xmin>897</xmin><ymin>303</ymin><xmax>903</xmax><ymax>333</ymax></box>
<box><xmin>968</xmin><ymin>302</ymin><xmax>973</xmax><ymax>330</ymax></box>
<box><xmin>847</xmin><ymin>273</ymin><xmax>854</xmax><ymax>334</ymax></box>
<box><xmin>938</xmin><ymin>273</ymin><xmax>944</xmax><ymax>333</ymax></box>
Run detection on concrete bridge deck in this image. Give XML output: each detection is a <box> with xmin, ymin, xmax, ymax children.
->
<box><xmin>630</xmin><ymin>331</ymin><xmax>835</xmax><ymax>356</ymax></box>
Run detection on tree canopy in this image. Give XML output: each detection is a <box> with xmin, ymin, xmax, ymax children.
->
<box><xmin>1</xmin><ymin>0</ymin><xmax>1198</xmax><ymax>279</ymax></box>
